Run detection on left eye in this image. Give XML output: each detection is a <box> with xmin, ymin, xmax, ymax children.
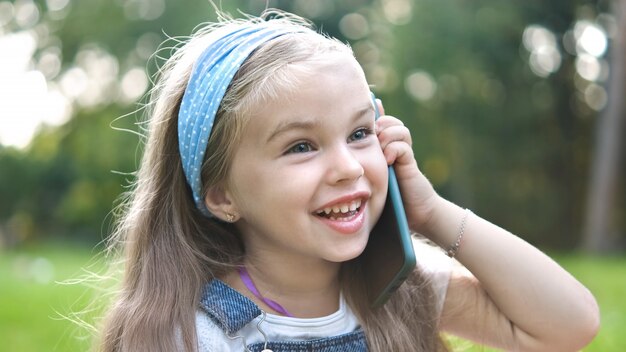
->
<box><xmin>286</xmin><ymin>142</ymin><xmax>314</xmax><ymax>154</ymax></box>
<box><xmin>349</xmin><ymin>128</ymin><xmax>371</xmax><ymax>142</ymax></box>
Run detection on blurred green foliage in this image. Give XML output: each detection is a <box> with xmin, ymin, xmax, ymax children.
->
<box><xmin>0</xmin><ymin>0</ymin><xmax>623</xmax><ymax>250</ymax></box>
<box><xmin>378</xmin><ymin>2</ymin><xmax>594</xmax><ymax>249</ymax></box>
<box><xmin>1</xmin><ymin>106</ymin><xmax>136</xmax><ymax>244</ymax></box>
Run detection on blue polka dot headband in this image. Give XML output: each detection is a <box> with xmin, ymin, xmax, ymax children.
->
<box><xmin>178</xmin><ymin>21</ymin><xmax>302</xmax><ymax>217</ymax></box>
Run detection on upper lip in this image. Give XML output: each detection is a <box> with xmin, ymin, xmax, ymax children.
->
<box><xmin>314</xmin><ymin>191</ymin><xmax>370</xmax><ymax>214</ymax></box>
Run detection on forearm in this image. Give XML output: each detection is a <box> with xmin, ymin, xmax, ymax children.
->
<box><xmin>425</xmin><ymin>196</ymin><xmax>599</xmax><ymax>350</ymax></box>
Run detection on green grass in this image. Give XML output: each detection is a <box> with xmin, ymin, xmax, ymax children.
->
<box><xmin>0</xmin><ymin>242</ymin><xmax>104</xmax><ymax>351</ymax></box>
<box><xmin>1</xmin><ymin>244</ymin><xmax>624</xmax><ymax>351</ymax></box>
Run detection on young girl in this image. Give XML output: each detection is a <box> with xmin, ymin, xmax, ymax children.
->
<box><xmin>98</xmin><ymin>10</ymin><xmax>599</xmax><ymax>352</ymax></box>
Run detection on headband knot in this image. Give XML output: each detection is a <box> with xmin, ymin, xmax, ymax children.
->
<box><xmin>178</xmin><ymin>22</ymin><xmax>302</xmax><ymax>216</ymax></box>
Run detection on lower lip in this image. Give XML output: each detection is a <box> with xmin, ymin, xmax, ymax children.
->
<box><xmin>316</xmin><ymin>205</ymin><xmax>366</xmax><ymax>235</ymax></box>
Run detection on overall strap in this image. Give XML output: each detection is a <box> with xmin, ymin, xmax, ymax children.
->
<box><xmin>199</xmin><ymin>280</ymin><xmax>261</xmax><ymax>335</ymax></box>
<box><xmin>199</xmin><ymin>280</ymin><xmax>369</xmax><ymax>351</ymax></box>
<box><xmin>247</xmin><ymin>330</ymin><xmax>368</xmax><ymax>352</ymax></box>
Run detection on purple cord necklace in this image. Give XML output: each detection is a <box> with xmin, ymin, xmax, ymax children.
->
<box><xmin>238</xmin><ymin>267</ymin><xmax>294</xmax><ymax>317</ymax></box>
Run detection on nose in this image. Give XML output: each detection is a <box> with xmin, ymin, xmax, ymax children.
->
<box><xmin>326</xmin><ymin>144</ymin><xmax>364</xmax><ymax>184</ymax></box>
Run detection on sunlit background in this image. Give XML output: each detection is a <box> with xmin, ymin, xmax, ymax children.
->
<box><xmin>0</xmin><ymin>0</ymin><xmax>615</xmax><ymax>147</ymax></box>
<box><xmin>3</xmin><ymin>0</ymin><xmax>623</xmax><ymax>246</ymax></box>
<box><xmin>0</xmin><ymin>0</ymin><xmax>624</xmax><ymax>350</ymax></box>
<box><xmin>0</xmin><ymin>0</ymin><xmax>150</xmax><ymax>148</ymax></box>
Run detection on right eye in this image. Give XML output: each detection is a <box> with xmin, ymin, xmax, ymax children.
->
<box><xmin>286</xmin><ymin>142</ymin><xmax>314</xmax><ymax>154</ymax></box>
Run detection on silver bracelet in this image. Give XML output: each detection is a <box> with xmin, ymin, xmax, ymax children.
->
<box><xmin>446</xmin><ymin>208</ymin><xmax>472</xmax><ymax>258</ymax></box>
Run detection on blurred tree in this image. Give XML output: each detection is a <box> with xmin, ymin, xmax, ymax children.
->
<box><xmin>583</xmin><ymin>0</ymin><xmax>626</xmax><ymax>253</ymax></box>
<box><xmin>356</xmin><ymin>1</ymin><xmax>592</xmax><ymax>248</ymax></box>
<box><xmin>359</xmin><ymin>0</ymin><xmax>621</xmax><ymax>250</ymax></box>
<box><xmin>0</xmin><ymin>105</ymin><xmax>138</xmax><ymax>243</ymax></box>
<box><xmin>0</xmin><ymin>0</ymin><xmax>623</xmax><ymax>250</ymax></box>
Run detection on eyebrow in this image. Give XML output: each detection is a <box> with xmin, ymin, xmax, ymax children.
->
<box><xmin>265</xmin><ymin>105</ymin><xmax>375</xmax><ymax>144</ymax></box>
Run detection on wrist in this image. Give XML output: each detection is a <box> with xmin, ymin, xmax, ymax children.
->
<box><xmin>420</xmin><ymin>197</ymin><xmax>467</xmax><ymax>251</ymax></box>
<box><xmin>445</xmin><ymin>208</ymin><xmax>471</xmax><ymax>258</ymax></box>
<box><xmin>407</xmin><ymin>192</ymin><xmax>441</xmax><ymax>234</ymax></box>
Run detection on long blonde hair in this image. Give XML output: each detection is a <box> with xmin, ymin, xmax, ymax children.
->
<box><xmin>98</xmin><ymin>10</ymin><xmax>447</xmax><ymax>352</ymax></box>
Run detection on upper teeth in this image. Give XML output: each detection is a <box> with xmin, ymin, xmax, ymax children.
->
<box><xmin>318</xmin><ymin>199</ymin><xmax>361</xmax><ymax>215</ymax></box>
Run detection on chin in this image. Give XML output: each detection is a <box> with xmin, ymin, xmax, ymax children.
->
<box><xmin>328</xmin><ymin>239</ymin><xmax>369</xmax><ymax>263</ymax></box>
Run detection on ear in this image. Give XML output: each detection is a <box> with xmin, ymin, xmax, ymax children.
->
<box><xmin>204</xmin><ymin>185</ymin><xmax>239</xmax><ymax>221</ymax></box>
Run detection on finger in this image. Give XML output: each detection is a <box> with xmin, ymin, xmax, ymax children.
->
<box><xmin>377</xmin><ymin>124</ymin><xmax>412</xmax><ymax>149</ymax></box>
<box><xmin>375</xmin><ymin>115</ymin><xmax>405</xmax><ymax>134</ymax></box>
<box><xmin>382</xmin><ymin>140</ymin><xmax>415</xmax><ymax>166</ymax></box>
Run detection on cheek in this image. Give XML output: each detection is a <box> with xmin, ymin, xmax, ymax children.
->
<box><xmin>362</xmin><ymin>148</ymin><xmax>389</xmax><ymax>218</ymax></box>
<box><xmin>230</xmin><ymin>161</ymin><xmax>317</xmax><ymax>215</ymax></box>
<box><xmin>363</xmin><ymin>147</ymin><xmax>389</xmax><ymax>187</ymax></box>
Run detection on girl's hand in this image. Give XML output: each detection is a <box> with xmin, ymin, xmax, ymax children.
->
<box><xmin>374</xmin><ymin>100</ymin><xmax>440</xmax><ymax>236</ymax></box>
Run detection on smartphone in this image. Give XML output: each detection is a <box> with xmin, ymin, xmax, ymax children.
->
<box><xmin>361</xmin><ymin>93</ymin><xmax>417</xmax><ymax>308</ymax></box>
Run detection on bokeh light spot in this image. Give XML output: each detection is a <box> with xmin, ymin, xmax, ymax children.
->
<box><xmin>46</xmin><ymin>0</ymin><xmax>70</xmax><ymax>12</ymax></box>
<box><xmin>584</xmin><ymin>83</ymin><xmax>607</xmax><ymax>111</ymax></box>
<box><xmin>119</xmin><ymin>67</ymin><xmax>148</xmax><ymax>104</ymax></box>
<box><xmin>423</xmin><ymin>156</ymin><xmax>450</xmax><ymax>186</ymax></box>
<box><xmin>405</xmin><ymin>71</ymin><xmax>437</xmax><ymax>101</ymax></box>
<box><xmin>522</xmin><ymin>25</ymin><xmax>562</xmax><ymax>77</ymax></box>
<box><xmin>574</xmin><ymin>20</ymin><xmax>607</xmax><ymax>57</ymax></box>
<box><xmin>382</xmin><ymin>0</ymin><xmax>412</xmax><ymax>25</ymax></box>
<box><xmin>339</xmin><ymin>13</ymin><xmax>369</xmax><ymax>40</ymax></box>
<box><xmin>0</xmin><ymin>2</ymin><xmax>14</xmax><ymax>26</ymax></box>
<box><xmin>576</xmin><ymin>53</ymin><xmax>601</xmax><ymax>81</ymax></box>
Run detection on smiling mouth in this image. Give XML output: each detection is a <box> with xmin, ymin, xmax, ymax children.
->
<box><xmin>315</xmin><ymin>199</ymin><xmax>362</xmax><ymax>221</ymax></box>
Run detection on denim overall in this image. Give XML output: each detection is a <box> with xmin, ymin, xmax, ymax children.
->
<box><xmin>199</xmin><ymin>280</ymin><xmax>368</xmax><ymax>352</ymax></box>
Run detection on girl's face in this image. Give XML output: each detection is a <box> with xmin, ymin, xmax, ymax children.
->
<box><xmin>226</xmin><ymin>52</ymin><xmax>388</xmax><ymax>264</ymax></box>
